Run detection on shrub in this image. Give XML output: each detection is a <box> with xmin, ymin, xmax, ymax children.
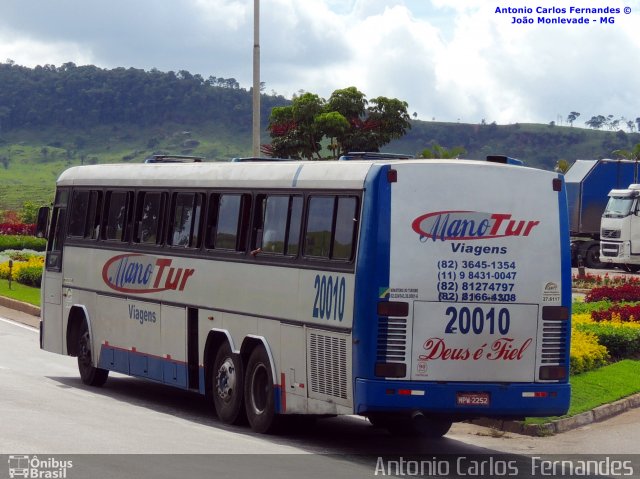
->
<box><xmin>0</xmin><ymin>223</ymin><xmax>36</xmax><ymax>235</ymax></box>
<box><xmin>0</xmin><ymin>235</ymin><xmax>46</xmax><ymax>252</ymax></box>
<box><xmin>14</xmin><ymin>264</ymin><xmax>43</xmax><ymax>287</ymax></box>
<box><xmin>585</xmin><ymin>284</ymin><xmax>640</xmax><ymax>303</ymax></box>
<box><xmin>572</xmin><ymin>300</ymin><xmax>615</xmax><ymax>315</ymax></box>
<box><xmin>573</xmin><ymin>272</ymin><xmax>640</xmax><ymax>289</ymax></box>
<box><xmin>570</xmin><ymin>329</ymin><xmax>609</xmax><ymax>375</ymax></box>
<box><xmin>591</xmin><ymin>305</ymin><xmax>640</xmax><ymax>323</ymax></box>
<box><xmin>577</xmin><ymin>322</ymin><xmax>640</xmax><ymax>360</ymax></box>
<box><xmin>0</xmin><ymin>255</ymin><xmax>44</xmax><ymax>287</ymax></box>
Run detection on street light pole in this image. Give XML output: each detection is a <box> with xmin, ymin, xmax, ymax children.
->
<box><xmin>252</xmin><ymin>0</ymin><xmax>261</xmax><ymax>157</ymax></box>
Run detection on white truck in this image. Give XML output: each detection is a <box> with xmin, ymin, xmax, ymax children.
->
<box><xmin>600</xmin><ymin>184</ymin><xmax>640</xmax><ymax>272</ymax></box>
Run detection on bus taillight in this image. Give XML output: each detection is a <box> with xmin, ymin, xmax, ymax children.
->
<box><xmin>539</xmin><ymin>366</ymin><xmax>567</xmax><ymax>380</ymax></box>
<box><xmin>377</xmin><ymin>301</ymin><xmax>409</xmax><ymax>317</ymax></box>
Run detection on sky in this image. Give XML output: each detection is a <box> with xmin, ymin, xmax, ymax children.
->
<box><xmin>1</xmin><ymin>0</ymin><xmax>639</xmax><ymax>126</ymax></box>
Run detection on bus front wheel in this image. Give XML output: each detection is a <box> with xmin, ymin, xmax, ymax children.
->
<box><xmin>244</xmin><ymin>346</ymin><xmax>279</xmax><ymax>434</ymax></box>
<box><xmin>77</xmin><ymin>322</ymin><xmax>108</xmax><ymax>387</ymax></box>
<box><xmin>211</xmin><ymin>342</ymin><xmax>245</xmax><ymax>425</ymax></box>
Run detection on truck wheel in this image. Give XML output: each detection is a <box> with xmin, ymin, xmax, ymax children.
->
<box><xmin>77</xmin><ymin>322</ymin><xmax>108</xmax><ymax>387</ymax></box>
<box><xmin>211</xmin><ymin>342</ymin><xmax>245</xmax><ymax>424</ymax></box>
<box><xmin>584</xmin><ymin>245</ymin><xmax>603</xmax><ymax>269</ymax></box>
<box><xmin>244</xmin><ymin>346</ymin><xmax>279</xmax><ymax>433</ymax></box>
<box><xmin>622</xmin><ymin>264</ymin><xmax>640</xmax><ymax>273</ymax></box>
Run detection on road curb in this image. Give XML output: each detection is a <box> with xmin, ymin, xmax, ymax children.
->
<box><xmin>0</xmin><ymin>296</ymin><xmax>40</xmax><ymax>317</ymax></box>
<box><xmin>471</xmin><ymin>392</ymin><xmax>640</xmax><ymax>436</ymax></box>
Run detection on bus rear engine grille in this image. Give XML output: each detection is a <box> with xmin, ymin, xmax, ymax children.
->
<box><xmin>309</xmin><ymin>332</ymin><xmax>348</xmax><ymax>399</ymax></box>
<box><xmin>377</xmin><ymin>317</ymin><xmax>408</xmax><ymax>362</ymax></box>
<box><xmin>541</xmin><ymin>322</ymin><xmax>568</xmax><ymax>364</ymax></box>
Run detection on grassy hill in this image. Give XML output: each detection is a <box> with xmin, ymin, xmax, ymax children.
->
<box><xmin>387</xmin><ymin>121</ymin><xmax>640</xmax><ymax>171</ymax></box>
<box><xmin>2</xmin><ymin>62</ymin><xmax>638</xmax><ymax>214</ymax></box>
<box><xmin>2</xmin><ymin>120</ymin><xmax>638</xmax><ymax>213</ymax></box>
<box><xmin>0</xmin><ymin>122</ymin><xmax>258</xmax><ymax>211</ymax></box>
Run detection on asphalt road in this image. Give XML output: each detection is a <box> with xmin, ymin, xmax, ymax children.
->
<box><xmin>1</xmin><ymin>315</ymin><xmax>639</xmax><ymax>479</ymax></box>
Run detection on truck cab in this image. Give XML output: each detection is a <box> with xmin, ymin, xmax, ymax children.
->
<box><xmin>600</xmin><ymin>184</ymin><xmax>640</xmax><ymax>272</ymax></box>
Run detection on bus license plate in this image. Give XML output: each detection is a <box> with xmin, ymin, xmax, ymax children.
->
<box><xmin>456</xmin><ymin>392</ymin><xmax>490</xmax><ymax>407</ymax></box>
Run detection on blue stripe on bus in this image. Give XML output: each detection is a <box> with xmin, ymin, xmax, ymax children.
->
<box><xmin>98</xmin><ymin>344</ymin><xmax>189</xmax><ymax>389</ymax></box>
<box><xmin>558</xmin><ymin>173</ymin><xmax>572</xmax><ymax>376</ymax></box>
<box><xmin>352</xmin><ymin>164</ymin><xmax>392</xmax><ymax>388</ymax></box>
<box><xmin>292</xmin><ymin>165</ymin><xmax>304</xmax><ymax>187</ymax></box>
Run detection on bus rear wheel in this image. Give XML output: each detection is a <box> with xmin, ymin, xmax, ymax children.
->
<box><xmin>211</xmin><ymin>342</ymin><xmax>245</xmax><ymax>425</ymax></box>
<box><xmin>244</xmin><ymin>346</ymin><xmax>279</xmax><ymax>434</ymax></box>
<box><xmin>371</xmin><ymin>413</ymin><xmax>452</xmax><ymax>439</ymax></box>
<box><xmin>77</xmin><ymin>322</ymin><xmax>108</xmax><ymax>387</ymax></box>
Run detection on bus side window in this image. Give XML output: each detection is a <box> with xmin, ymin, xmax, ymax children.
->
<box><xmin>262</xmin><ymin>196</ymin><xmax>289</xmax><ymax>254</ymax></box>
<box><xmin>67</xmin><ymin>190</ymin><xmax>90</xmax><ymax>238</ymax></box>
<box><xmin>170</xmin><ymin>192</ymin><xmax>204</xmax><ymax>248</ymax></box>
<box><xmin>332</xmin><ymin>197</ymin><xmax>358</xmax><ymax>260</ymax></box>
<box><xmin>104</xmin><ymin>191</ymin><xmax>132</xmax><ymax>241</ymax></box>
<box><xmin>304</xmin><ymin>195</ymin><xmax>358</xmax><ymax>261</ymax></box>
<box><xmin>207</xmin><ymin>193</ymin><xmax>251</xmax><ymax>251</ymax></box>
<box><xmin>46</xmin><ymin>189</ymin><xmax>69</xmax><ymax>271</ymax></box>
<box><xmin>256</xmin><ymin>195</ymin><xmax>303</xmax><ymax>256</ymax></box>
<box><xmin>304</xmin><ymin>196</ymin><xmax>334</xmax><ymax>258</ymax></box>
<box><xmin>85</xmin><ymin>191</ymin><xmax>103</xmax><ymax>239</ymax></box>
<box><xmin>134</xmin><ymin>191</ymin><xmax>165</xmax><ymax>245</ymax></box>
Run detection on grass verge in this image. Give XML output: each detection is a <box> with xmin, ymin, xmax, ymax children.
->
<box><xmin>525</xmin><ymin>359</ymin><xmax>640</xmax><ymax>425</ymax></box>
<box><xmin>0</xmin><ymin>280</ymin><xmax>40</xmax><ymax>306</ymax></box>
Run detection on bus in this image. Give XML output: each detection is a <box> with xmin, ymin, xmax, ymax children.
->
<box><xmin>37</xmin><ymin>156</ymin><xmax>571</xmax><ymax>436</ymax></box>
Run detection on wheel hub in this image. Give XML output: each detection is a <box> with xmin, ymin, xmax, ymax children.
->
<box><xmin>216</xmin><ymin>358</ymin><xmax>236</xmax><ymax>401</ymax></box>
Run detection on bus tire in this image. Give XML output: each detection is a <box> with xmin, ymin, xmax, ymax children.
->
<box><xmin>383</xmin><ymin>414</ymin><xmax>452</xmax><ymax>439</ymax></box>
<box><xmin>211</xmin><ymin>342</ymin><xmax>245</xmax><ymax>425</ymax></box>
<box><xmin>77</xmin><ymin>321</ymin><xmax>108</xmax><ymax>387</ymax></box>
<box><xmin>417</xmin><ymin>418</ymin><xmax>453</xmax><ymax>439</ymax></box>
<box><xmin>244</xmin><ymin>346</ymin><xmax>279</xmax><ymax>434</ymax></box>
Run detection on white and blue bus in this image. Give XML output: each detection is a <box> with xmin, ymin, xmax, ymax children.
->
<box><xmin>38</xmin><ymin>156</ymin><xmax>571</xmax><ymax>436</ymax></box>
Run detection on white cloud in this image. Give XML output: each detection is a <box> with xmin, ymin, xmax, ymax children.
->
<box><xmin>0</xmin><ymin>0</ymin><xmax>639</xmax><ymax>125</ymax></box>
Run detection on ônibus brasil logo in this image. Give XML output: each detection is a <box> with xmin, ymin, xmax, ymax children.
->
<box><xmin>412</xmin><ymin>211</ymin><xmax>540</xmax><ymax>241</ymax></box>
<box><xmin>102</xmin><ymin>253</ymin><xmax>195</xmax><ymax>293</ymax></box>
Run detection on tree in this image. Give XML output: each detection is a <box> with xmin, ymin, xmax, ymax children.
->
<box><xmin>612</xmin><ymin>143</ymin><xmax>640</xmax><ymax>162</ymax></box>
<box><xmin>421</xmin><ymin>143</ymin><xmax>466</xmax><ymax>159</ymax></box>
<box><xmin>554</xmin><ymin>159</ymin><xmax>572</xmax><ymax>173</ymax></box>
<box><xmin>586</xmin><ymin>115</ymin><xmax>606</xmax><ymax>129</ymax></box>
<box><xmin>627</xmin><ymin>120</ymin><xmax>636</xmax><ymax>133</ymax></box>
<box><xmin>266</xmin><ymin>87</ymin><xmax>411</xmax><ymax>160</ymax></box>
<box><xmin>315</xmin><ymin>111</ymin><xmax>349</xmax><ymax>158</ymax></box>
<box><xmin>567</xmin><ymin>111</ymin><xmax>580</xmax><ymax>127</ymax></box>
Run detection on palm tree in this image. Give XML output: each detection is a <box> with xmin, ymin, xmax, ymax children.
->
<box><xmin>421</xmin><ymin>143</ymin><xmax>467</xmax><ymax>159</ymax></box>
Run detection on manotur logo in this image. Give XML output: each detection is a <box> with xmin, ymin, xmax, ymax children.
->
<box><xmin>412</xmin><ymin>211</ymin><xmax>540</xmax><ymax>241</ymax></box>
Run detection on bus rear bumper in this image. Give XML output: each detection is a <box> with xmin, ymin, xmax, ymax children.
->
<box><xmin>354</xmin><ymin>378</ymin><xmax>571</xmax><ymax>418</ymax></box>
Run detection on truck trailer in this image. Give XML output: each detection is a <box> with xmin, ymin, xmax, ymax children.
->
<box><xmin>564</xmin><ymin>159</ymin><xmax>639</xmax><ymax>268</ymax></box>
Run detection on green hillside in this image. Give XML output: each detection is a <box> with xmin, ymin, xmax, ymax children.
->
<box><xmin>2</xmin><ymin>61</ymin><xmax>639</xmax><ymax>213</ymax></box>
<box><xmin>387</xmin><ymin>121</ymin><xmax>640</xmax><ymax>171</ymax></box>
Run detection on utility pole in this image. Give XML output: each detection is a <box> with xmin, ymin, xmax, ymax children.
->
<box><xmin>252</xmin><ymin>0</ymin><xmax>261</xmax><ymax>157</ymax></box>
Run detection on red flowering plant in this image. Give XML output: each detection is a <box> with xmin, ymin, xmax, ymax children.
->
<box><xmin>585</xmin><ymin>283</ymin><xmax>640</xmax><ymax>303</ymax></box>
<box><xmin>0</xmin><ymin>223</ymin><xmax>36</xmax><ymax>235</ymax></box>
<box><xmin>573</xmin><ymin>272</ymin><xmax>640</xmax><ymax>289</ymax></box>
<box><xmin>591</xmin><ymin>304</ymin><xmax>640</xmax><ymax>323</ymax></box>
